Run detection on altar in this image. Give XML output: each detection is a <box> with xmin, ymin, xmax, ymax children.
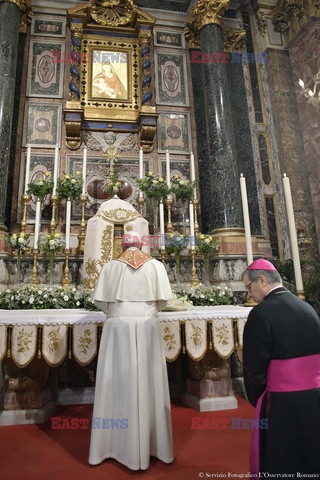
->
<box><xmin>0</xmin><ymin>305</ymin><xmax>251</xmax><ymax>425</ymax></box>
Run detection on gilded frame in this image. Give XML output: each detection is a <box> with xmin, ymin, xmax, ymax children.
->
<box><xmin>81</xmin><ymin>36</ymin><xmax>139</xmax><ymax>121</ymax></box>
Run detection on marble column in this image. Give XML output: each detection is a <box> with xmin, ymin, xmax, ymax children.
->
<box><xmin>189</xmin><ymin>48</ymin><xmax>209</xmax><ymax>213</ymax></box>
<box><xmin>199</xmin><ymin>22</ymin><xmax>242</xmax><ymax>232</ymax></box>
<box><xmin>0</xmin><ymin>1</ymin><xmax>21</xmax><ymax>231</ymax></box>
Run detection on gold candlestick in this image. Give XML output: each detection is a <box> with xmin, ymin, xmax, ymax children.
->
<box><xmin>77</xmin><ymin>195</ymin><xmax>87</xmax><ymax>254</ymax></box>
<box><xmin>161</xmin><ymin>249</ymin><xmax>166</xmax><ymax>264</ymax></box>
<box><xmin>62</xmin><ymin>249</ymin><xmax>71</xmax><ymax>288</ymax></box>
<box><xmin>165</xmin><ymin>195</ymin><xmax>173</xmax><ymax>233</ymax></box>
<box><xmin>190</xmin><ymin>249</ymin><xmax>199</xmax><ymax>287</ymax></box>
<box><xmin>31</xmin><ymin>249</ymin><xmax>39</xmax><ymax>287</ymax></box>
<box><xmin>20</xmin><ymin>194</ymin><xmax>31</xmax><ymax>234</ymax></box>
<box><xmin>296</xmin><ymin>290</ymin><xmax>305</xmax><ymax>301</ymax></box>
<box><xmin>137</xmin><ymin>194</ymin><xmax>146</xmax><ymax>216</ymax></box>
<box><xmin>193</xmin><ymin>198</ymin><xmax>199</xmax><ymax>236</ymax></box>
<box><xmin>50</xmin><ymin>195</ymin><xmax>59</xmax><ymax>234</ymax></box>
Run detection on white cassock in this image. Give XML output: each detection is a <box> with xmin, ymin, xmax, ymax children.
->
<box><xmin>89</xmin><ymin>248</ymin><xmax>174</xmax><ymax>470</ymax></box>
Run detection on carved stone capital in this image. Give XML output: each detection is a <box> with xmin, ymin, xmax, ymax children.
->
<box><xmin>187</xmin><ymin>0</ymin><xmax>230</xmax><ymax>32</ymax></box>
<box><xmin>222</xmin><ymin>27</ymin><xmax>246</xmax><ymax>52</ymax></box>
<box><xmin>184</xmin><ymin>26</ymin><xmax>200</xmax><ymax>49</ymax></box>
<box><xmin>271</xmin><ymin>0</ymin><xmax>306</xmax><ymax>35</ymax></box>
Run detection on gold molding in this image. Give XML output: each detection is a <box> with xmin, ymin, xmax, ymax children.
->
<box><xmin>139</xmin><ymin>124</ymin><xmax>157</xmax><ymax>153</ymax></box>
<box><xmin>63</xmin><ymin>102</ymin><xmax>84</xmax><ymax>150</ymax></box>
<box><xmin>89</xmin><ymin>0</ymin><xmax>136</xmax><ymax>27</ymax></box>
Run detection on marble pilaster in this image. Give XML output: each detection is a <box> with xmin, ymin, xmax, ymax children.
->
<box><xmin>0</xmin><ymin>1</ymin><xmax>21</xmax><ymax>231</ymax></box>
<box><xmin>199</xmin><ymin>23</ymin><xmax>242</xmax><ymax>232</ymax></box>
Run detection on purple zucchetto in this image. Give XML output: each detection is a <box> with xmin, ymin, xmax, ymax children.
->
<box><xmin>246</xmin><ymin>259</ymin><xmax>278</xmax><ymax>271</ymax></box>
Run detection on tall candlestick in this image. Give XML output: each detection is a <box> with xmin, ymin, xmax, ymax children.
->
<box><xmin>239</xmin><ymin>173</ymin><xmax>253</xmax><ymax>265</ymax></box>
<box><xmin>52</xmin><ymin>146</ymin><xmax>59</xmax><ymax>196</ymax></box>
<box><xmin>34</xmin><ymin>200</ymin><xmax>41</xmax><ymax>249</ymax></box>
<box><xmin>24</xmin><ymin>146</ymin><xmax>31</xmax><ymax>195</ymax></box>
<box><xmin>189</xmin><ymin>201</ymin><xmax>195</xmax><ymax>250</ymax></box>
<box><xmin>282</xmin><ymin>173</ymin><xmax>304</xmax><ymax>292</ymax></box>
<box><xmin>166</xmin><ymin>150</ymin><xmax>171</xmax><ymax>188</ymax></box>
<box><xmin>159</xmin><ymin>200</ymin><xmax>165</xmax><ymax>250</ymax></box>
<box><xmin>190</xmin><ymin>151</ymin><xmax>197</xmax><ymax>199</ymax></box>
<box><xmin>65</xmin><ymin>199</ymin><xmax>71</xmax><ymax>250</ymax></box>
<box><xmin>82</xmin><ymin>147</ymin><xmax>87</xmax><ymax>196</ymax></box>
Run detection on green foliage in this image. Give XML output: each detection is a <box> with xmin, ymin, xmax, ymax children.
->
<box><xmin>38</xmin><ymin>233</ymin><xmax>63</xmax><ymax>255</ymax></box>
<box><xmin>6</xmin><ymin>233</ymin><xmax>30</xmax><ymax>255</ymax></box>
<box><xmin>136</xmin><ymin>172</ymin><xmax>170</xmax><ymax>200</ymax></box>
<box><xmin>170</xmin><ymin>175</ymin><xmax>196</xmax><ymax>201</ymax></box>
<box><xmin>57</xmin><ymin>172</ymin><xmax>83</xmax><ymax>200</ymax></box>
<box><xmin>103</xmin><ymin>175</ymin><xmax>124</xmax><ymax>197</ymax></box>
<box><xmin>27</xmin><ymin>173</ymin><xmax>54</xmax><ymax>203</ymax></box>
<box><xmin>0</xmin><ymin>286</ymin><xmax>98</xmax><ymax>311</ymax></box>
<box><xmin>164</xmin><ymin>232</ymin><xmax>189</xmax><ymax>255</ymax></box>
<box><xmin>196</xmin><ymin>233</ymin><xmax>220</xmax><ymax>255</ymax></box>
<box><xmin>176</xmin><ymin>285</ymin><xmax>233</xmax><ymax>306</ymax></box>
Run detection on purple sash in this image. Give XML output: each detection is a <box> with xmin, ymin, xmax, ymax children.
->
<box><xmin>250</xmin><ymin>353</ymin><xmax>320</xmax><ymax>476</ymax></box>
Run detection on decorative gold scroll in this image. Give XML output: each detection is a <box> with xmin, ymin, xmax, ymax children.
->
<box><xmin>42</xmin><ymin>325</ymin><xmax>67</xmax><ymax>366</ymax></box>
<box><xmin>11</xmin><ymin>325</ymin><xmax>37</xmax><ymax>367</ymax></box>
<box><xmin>161</xmin><ymin>322</ymin><xmax>181</xmax><ymax>362</ymax></box>
<box><xmin>211</xmin><ymin>318</ymin><xmax>234</xmax><ymax>359</ymax></box>
<box><xmin>185</xmin><ymin>319</ymin><xmax>207</xmax><ymax>361</ymax></box>
<box><xmin>73</xmin><ymin>324</ymin><xmax>97</xmax><ymax>366</ymax></box>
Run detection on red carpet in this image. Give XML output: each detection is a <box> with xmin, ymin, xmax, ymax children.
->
<box><xmin>0</xmin><ymin>397</ymin><xmax>255</xmax><ymax>480</ymax></box>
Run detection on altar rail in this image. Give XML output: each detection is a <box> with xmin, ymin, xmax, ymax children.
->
<box><xmin>0</xmin><ymin>306</ymin><xmax>251</xmax><ymax>367</ymax></box>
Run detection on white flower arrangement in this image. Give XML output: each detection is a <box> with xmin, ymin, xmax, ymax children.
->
<box><xmin>0</xmin><ymin>286</ymin><xmax>98</xmax><ymax>310</ymax></box>
<box><xmin>176</xmin><ymin>285</ymin><xmax>233</xmax><ymax>306</ymax></box>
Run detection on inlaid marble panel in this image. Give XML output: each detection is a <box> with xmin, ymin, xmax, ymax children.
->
<box><xmin>155</xmin><ymin>51</ymin><xmax>189</xmax><ymax>106</ymax></box>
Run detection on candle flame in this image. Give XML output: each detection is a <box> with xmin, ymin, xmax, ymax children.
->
<box><xmin>240</xmin><ymin>173</ymin><xmax>244</xmax><ymax>177</ymax></box>
<box><xmin>283</xmin><ymin>173</ymin><xmax>287</xmax><ymax>177</ymax></box>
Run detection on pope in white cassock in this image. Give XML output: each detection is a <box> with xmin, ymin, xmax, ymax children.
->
<box><xmin>88</xmin><ymin>231</ymin><xmax>174</xmax><ymax>470</ymax></box>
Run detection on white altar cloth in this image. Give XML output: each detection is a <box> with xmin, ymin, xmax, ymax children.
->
<box><xmin>0</xmin><ymin>306</ymin><xmax>251</xmax><ymax>366</ymax></box>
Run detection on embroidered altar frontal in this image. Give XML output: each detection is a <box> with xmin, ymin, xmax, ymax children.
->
<box><xmin>0</xmin><ymin>306</ymin><xmax>251</xmax><ymax>367</ymax></box>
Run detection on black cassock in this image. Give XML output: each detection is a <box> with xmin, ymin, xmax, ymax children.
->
<box><xmin>243</xmin><ymin>286</ymin><xmax>320</xmax><ymax>475</ymax></box>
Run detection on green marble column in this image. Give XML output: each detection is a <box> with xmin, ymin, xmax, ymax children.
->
<box><xmin>199</xmin><ymin>22</ymin><xmax>242</xmax><ymax>232</ymax></box>
<box><xmin>0</xmin><ymin>1</ymin><xmax>21</xmax><ymax>230</ymax></box>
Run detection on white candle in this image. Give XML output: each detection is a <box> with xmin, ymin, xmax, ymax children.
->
<box><xmin>52</xmin><ymin>146</ymin><xmax>59</xmax><ymax>196</ymax></box>
<box><xmin>139</xmin><ymin>148</ymin><xmax>144</xmax><ymax>179</ymax></box>
<box><xmin>189</xmin><ymin>201</ymin><xmax>195</xmax><ymax>250</ymax></box>
<box><xmin>65</xmin><ymin>199</ymin><xmax>71</xmax><ymax>250</ymax></box>
<box><xmin>239</xmin><ymin>174</ymin><xmax>253</xmax><ymax>265</ymax></box>
<box><xmin>24</xmin><ymin>146</ymin><xmax>31</xmax><ymax>195</ymax></box>
<box><xmin>159</xmin><ymin>200</ymin><xmax>165</xmax><ymax>250</ymax></box>
<box><xmin>82</xmin><ymin>147</ymin><xmax>87</xmax><ymax>196</ymax></box>
<box><xmin>34</xmin><ymin>200</ymin><xmax>41</xmax><ymax>250</ymax></box>
<box><xmin>282</xmin><ymin>173</ymin><xmax>304</xmax><ymax>292</ymax></box>
<box><xmin>190</xmin><ymin>151</ymin><xmax>197</xmax><ymax>199</ymax></box>
<box><xmin>166</xmin><ymin>150</ymin><xmax>171</xmax><ymax>188</ymax></box>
